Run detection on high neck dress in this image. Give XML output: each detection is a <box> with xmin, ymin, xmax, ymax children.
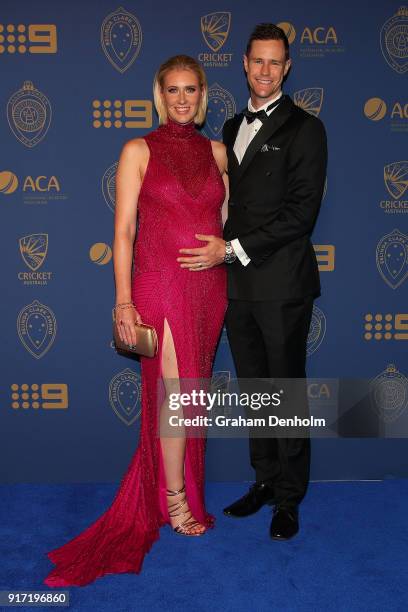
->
<box><xmin>43</xmin><ymin>119</ymin><xmax>227</xmax><ymax>587</ymax></box>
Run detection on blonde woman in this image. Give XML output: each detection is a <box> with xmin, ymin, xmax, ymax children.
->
<box><xmin>44</xmin><ymin>55</ymin><xmax>228</xmax><ymax>587</ymax></box>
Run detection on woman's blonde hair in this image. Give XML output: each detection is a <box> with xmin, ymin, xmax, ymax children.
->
<box><xmin>153</xmin><ymin>55</ymin><xmax>208</xmax><ymax>125</ymax></box>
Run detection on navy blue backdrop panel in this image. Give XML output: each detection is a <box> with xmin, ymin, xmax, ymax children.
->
<box><xmin>0</xmin><ymin>1</ymin><xmax>407</xmax><ymax>483</ymax></box>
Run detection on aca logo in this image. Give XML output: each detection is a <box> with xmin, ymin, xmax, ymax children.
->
<box><xmin>369</xmin><ymin>364</ymin><xmax>408</xmax><ymax>423</ymax></box>
<box><xmin>23</xmin><ymin>174</ymin><xmax>64</xmax><ymax>205</ymax></box>
<box><xmin>307</xmin><ymin>380</ymin><xmax>337</xmax><ymax>432</ymax></box>
<box><xmin>89</xmin><ymin>242</ymin><xmax>112</xmax><ymax>265</ymax></box>
<box><xmin>364</xmin><ymin>97</ymin><xmax>408</xmax><ymax>131</ymax></box>
<box><xmin>109</xmin><ymin>368</ymin><xmax>141</xmax><ymax>426</ymax></box>
<box><xmin>363</xmin><ymin>97</ymin><xmax>387</xmax><ymax>121</ymax></box>
<box><xmin>0</xmin><ymin>23</ymin><xmax>57</xmax><ymax>54</ymax></box>
<box><xmin>293</xmin><ymin>88</ymin><xmax>324</xmax><ymax>117</ymax></box>
<box><xmin>10</xmin><ymin>383</ymin><xmax>68</xmax><ymax>410</ymax></box>
<box><xmin>380</xmin><ymin>161</ymin><xmax>408</xmax><ymax>214</ymax></box>
<box><xmin>102</xmin><ymin>162</ymin><xmax>118</xmax><ymax>212</ymax></box>
<box><xmin>300</xmin><ymin>26</ymin><xmax>339</xmax><ymax>45</ymax></box>
<box><xmin>17</xmin><ymin>300</ymin><xmax>57</xmax><ymax>358</ymax></box>
<box><xmin>364</xmin><ymin>313</ymin><xmax>408</xmax><ymax>340</ymax></box>
<box><xmin>101</xmin><ymin>7</ymin><xmax>142</xmax><ymax>73</ymax></box>
<box><xmin>380</xmin><ymin>7</ymin><xmax>408</xmax><ymax>74</ymax></box>
<box><xmin>22</xmin><ymin>175</ymin><xmax>60</xmax><ymax>192</ymax></box>
<box><xmin>307</xmin><ymin>305</ymin><xmax>326</xmax><ymax>356</ymax></box>
<box><xmin>18</xmin><ymin>233</ymin><xmax>52</xmax><ymax>285</ymax></box>
<box><xmin>0</xmin><ymin>170</ymin><xmax>65</xmax><ymax>204</ymax></box>
<box><xmin>276</xmin><ymin>22</ymin><xmax>296</xmax><ymax>44</ymax></box>
<box><xmin>313</xmin><ymin>245</ymin><xmax>335</xmax><ymax>271</ymax></box>
<box><xmin>376</xmin><ymin>229</ymin><xmax>408</xmax><ymax>289</ymax></box>
<box><xmin>277</xmin><ymin>21</ymin><xmax>344</xmax><ymax>57</ymax></box>
<box><xmin>203</xmin><ymin>83</ymin><xmax>236</xmax><ymax>139</ymax></box>
<box><xmin>0</xmin><ymin>170</ymin><xmax>18</xmax><ymax>195</ymax></box>
<box><xmin>7</xmin><ymin>81</ymin><xmax>52</xmax><ymax>147</ymax></box>
<box><xmin>308</xmin><ymin>382</ymin><xmax>331</xmax><ymax>400</ymax></box>
<box><xmin>198</xmin><ymin>12</ymin><xmax>233</xmax><ymax>68</ymax></box>
<box><xmin>92</xmin><ymin>99</ymin><xmax>152</xmax><ymax>128</ymax></box>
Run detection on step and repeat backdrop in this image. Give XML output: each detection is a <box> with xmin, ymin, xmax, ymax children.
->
<box><xmin>1</xmin><ymin>1</ymin><xmax>407</xmax><ymax>483</ymax></box>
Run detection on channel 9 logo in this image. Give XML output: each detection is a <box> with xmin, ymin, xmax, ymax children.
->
<box><xmin>364</xmin><ymin>314</ymin><xmax>408</xmax><ymax>340</ymax></box>
<box><xmin>10</xmin><ymin>383</ymin><xmax>68</xmax><ymax>410</ymax></box>
<box><xmin>92</xmin><ymin>99</ymin><xmax>152</xmax><ymax>128</ymax></box>
<box><xmin>0</xmin><ymin>23</ymin><xmax>57</xmax><ymax>54</ymax></box>
<box><xmin>314</xmin><ymin>245</ymin><xmax>335</xmax><ymax>271</ymax></box>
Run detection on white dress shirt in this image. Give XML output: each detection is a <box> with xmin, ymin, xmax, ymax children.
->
<box><xmin>230</xmin><ymin>91</ymin><xmax>283</xmax><ymax>266</ymax></box>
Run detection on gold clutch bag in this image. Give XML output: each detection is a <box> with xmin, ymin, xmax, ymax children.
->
<box><xmin>112</xmin><ymin>308</ymin><xmax>158</xmax><ymax>358</ymax></box>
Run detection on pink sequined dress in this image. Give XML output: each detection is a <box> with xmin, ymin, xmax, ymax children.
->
<box><xmin>44</xmin><ymin>119</ymin><xmax>227</xmax><ymax>587</ymax></box>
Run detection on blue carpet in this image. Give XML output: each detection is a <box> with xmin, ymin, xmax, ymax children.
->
<box><xmin>0</xmin><ymin>481</ymin><xmax>407</xmax><ymax>612</ymax></box>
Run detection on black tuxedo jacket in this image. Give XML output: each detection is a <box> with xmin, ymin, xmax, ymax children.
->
<box><xmin>223</xmin><ymin>95</ymin><xmax>328</xmax><ymax>301</ymax></box>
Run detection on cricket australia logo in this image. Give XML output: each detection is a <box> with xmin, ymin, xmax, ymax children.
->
<box><xmin>201</xmin><ymin>12</ymin><xmax>231</xmax><ymax>51</ymax></box>
<box><xmin>19</xmin><ymin>234</ymin><xmax>48</xmax><ymax>271</ymax></box>
<box><xmin>384</xmin><ymin>161</ymin><xmax>408</xmax><ymax>199</ymax></box>
<box><xmin>293</xmin><ymin>88</ymin><xmax>324</xmax><ymax>117</ymax></box>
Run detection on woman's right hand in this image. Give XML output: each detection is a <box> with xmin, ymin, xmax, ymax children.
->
<box><xmin>116</xmin><ymin>306</ymin><xmax>142</xmax><ymax>347</ymax></box>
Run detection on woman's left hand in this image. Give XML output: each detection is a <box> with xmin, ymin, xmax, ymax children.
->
<box><xmin>177</xmin><ymin>234</ymin><xmax>226</xmax><ymax>270</ymax></box>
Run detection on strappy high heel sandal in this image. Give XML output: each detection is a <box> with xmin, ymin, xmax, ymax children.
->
<box><xmin>166</xmin><ymin>485</ymin><xmax>206</xmax><ymax>536</ymax></box>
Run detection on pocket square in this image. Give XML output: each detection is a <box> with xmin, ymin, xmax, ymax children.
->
<box><xmin>261</xmin><ymin>144</ymin><xmax>280</xmax><ymax>152</ymax></box>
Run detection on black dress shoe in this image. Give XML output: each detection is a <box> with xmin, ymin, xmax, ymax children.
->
<box><xmin>270</xmin><ymin>506</ymin><xmax>299</xmax><ymax>540</ymax></box>
<box><xmin>223</xmin><ymin>482</ymin><xmax>274</xmax><ymax>518</ymax></box>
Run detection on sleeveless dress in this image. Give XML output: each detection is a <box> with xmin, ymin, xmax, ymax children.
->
<box><xmin>43</xmin><ymin>119</ymin><xmax>227</xmax><ymax>587</ymax></box>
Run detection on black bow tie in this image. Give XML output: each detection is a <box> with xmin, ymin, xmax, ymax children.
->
<box><xmin>243</xmin><ymin>97</ymin><xmax>282</xmax><ymax>124</ymax></box>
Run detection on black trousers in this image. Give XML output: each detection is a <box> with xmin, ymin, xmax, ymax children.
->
<box><xmin>226</xmin><ymin>296</ymin><xmax>314</xmax><ymax>509</ymax></box>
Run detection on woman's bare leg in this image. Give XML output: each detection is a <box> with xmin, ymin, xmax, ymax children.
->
<box><xmin>160</xmin><ymin>318</ymin><xmax>205</xmax><ymax>534</ymax></box>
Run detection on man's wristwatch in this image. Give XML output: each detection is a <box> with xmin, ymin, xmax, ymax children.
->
<box><xmin>224</xmin><ymin>240</ymin><xmax>237</xmax><ymax>264</ymax></box>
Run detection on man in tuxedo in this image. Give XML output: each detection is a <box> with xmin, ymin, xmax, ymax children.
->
<box><xmin>178</xmin><ymin>23</ymin><xmax>327</xmax><ymax>540</ymax></box>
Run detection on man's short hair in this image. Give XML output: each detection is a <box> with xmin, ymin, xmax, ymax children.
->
<box><xmin>246</xmin><ymin>23</ymin><xmax>290</xmax><ymax>60</ymax></box>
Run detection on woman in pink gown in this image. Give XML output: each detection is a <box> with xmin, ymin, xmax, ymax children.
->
<box><xmin>44</xmin><ymin>55</ymin><xmax>228</xmax><ymax>587</ymax></box>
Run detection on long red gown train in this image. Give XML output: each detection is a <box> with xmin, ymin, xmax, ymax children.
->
<box><xmin>44</xmin><ymin>119</ymin><xmax>227</xmax><ymax>587</ymax></box>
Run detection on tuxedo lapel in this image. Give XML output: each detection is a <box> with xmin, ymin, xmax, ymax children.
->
<box><xmin>225</xmin><ymin>113</ymin><xmax>244</xmax><ymax>149</ymax></box>
<box><xmin>225</xmin><ymin>113</ymin><xmax>244</xmax><ymax>186</ymax></box>
<box><xmin>231</xmin><ymin>96</ymin><xmax>294</xmax><ymax>195</ymax></box>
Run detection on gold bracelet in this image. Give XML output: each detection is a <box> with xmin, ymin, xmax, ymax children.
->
<box><xmin>114</xmin><ymin>302</ymin><xmax>135</xmax><ymax>310</ymax></box>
